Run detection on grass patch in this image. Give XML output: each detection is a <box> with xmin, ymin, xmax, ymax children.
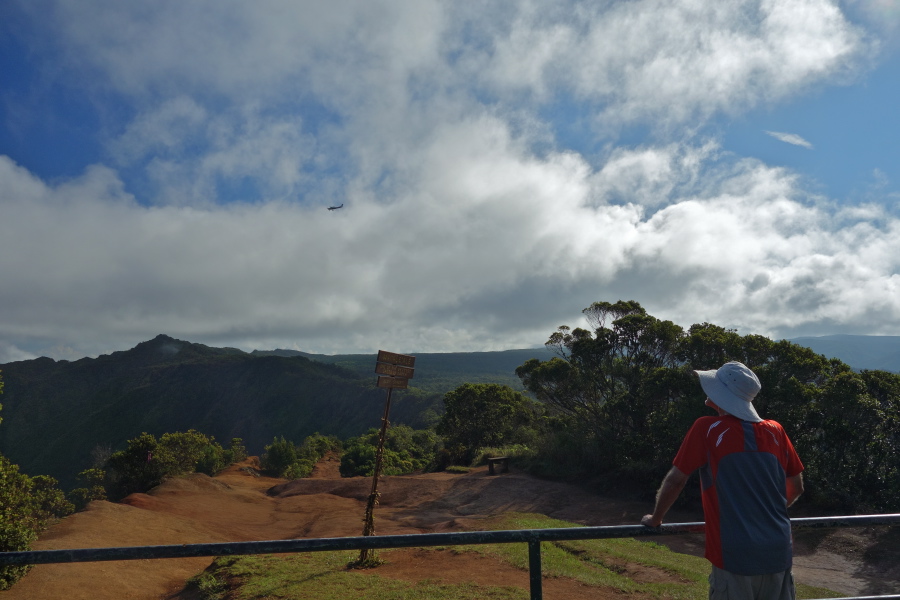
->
<box><xmin>444</xmin><ymin>466</ymin><xmax>470</xmax><ymax>474</ymax></box>
<box><xmin>194</xmin><ymin>513</ymin><xmax>842</xmax><ymax>599</ymax></box>
<box><xmin>200</xmin><ymin>553</ymin><xmax>525</xmax><ymax>600</ymax></box>
<box><xmin>795</xmin><ymin>582</ymin><xmax>844</xmax><ymax>599</ymax></box>
<box><xmin>186</xmin><ymin>569</ymin><xmax>229</xmax><ymax>600</ymax></box>
<box><xmin>458</xmin><ymin>513</ymin><xmax>708</xmax><ymax>600</ymax></box>
<box><xmin>471</xmin><ymin>445</ymin><xmax>534</xmax><ymax>467</ymax></box>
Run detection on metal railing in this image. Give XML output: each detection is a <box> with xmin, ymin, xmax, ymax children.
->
<box><xmin>2</xmin><ymin>514</ymin><xmax>899</xmax><ymax>600</ymax></box>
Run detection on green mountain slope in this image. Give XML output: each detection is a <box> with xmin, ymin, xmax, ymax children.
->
<box><xmin>0</xmin><ymin>335</ymin><xmax>437</xmax><ymax>487</ymax></box>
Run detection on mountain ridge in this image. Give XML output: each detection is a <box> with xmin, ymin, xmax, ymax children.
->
<box><xmin>2</xmin><ymin>333</ymin><xmax>897</xmax><ymax>487</ymax></box>
<box><xmin>0</xmin><ymin>335</ymin><xmax>436</xmax><ymax>487</ymax></box>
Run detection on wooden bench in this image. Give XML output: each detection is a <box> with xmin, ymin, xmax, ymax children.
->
<box><xmin>487</xmin><ymin>456</ymin><xmax>509</xmax><ymax>475</ymax></box>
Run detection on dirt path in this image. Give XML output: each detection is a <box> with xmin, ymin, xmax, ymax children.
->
<box><xmin>2</xmin><ymin>458</ymin><xmax>896</xmax><ymax>599</ymax></box>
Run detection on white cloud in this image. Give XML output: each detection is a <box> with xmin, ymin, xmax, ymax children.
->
<box><xmin>765</xmin><ymin>130</ymin><xmax>815</xmax><ymax>149</ymax></box>
<box><xmin>2</xmin><ymin>1</ymin><xmax>898</xmax><ymax>360</ymax></box>
<box><xmin>5</xmin><ymin>129</ymin><xmax>900</xmax><ymax>359</ymax></box>
<box><xmin>472</xmin><ymin>0</ymin><xmax>866</xmax><ymax>126</ymax></box>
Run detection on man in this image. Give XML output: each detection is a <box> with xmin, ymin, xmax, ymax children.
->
<box><xmin>641</xmin><ymin>361</ymin><xmax>804</xmax><ymax>600</ymax></box>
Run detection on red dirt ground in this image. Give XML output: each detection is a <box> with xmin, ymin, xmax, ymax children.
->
<box><xmin>2</xmin><ymin>455</ymin><xmax>898</xmax><ymax>599</ymax></box>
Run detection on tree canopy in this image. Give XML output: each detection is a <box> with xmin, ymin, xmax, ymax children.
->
<box><xmin>516</xmin><ymin>300</ymin><xmax>900</xmax><ymax>511</ymax></box>
<box><xmin>435</xmin><ymin>383</ymin><xmax>542</xmax><ymax>465</ymax></box>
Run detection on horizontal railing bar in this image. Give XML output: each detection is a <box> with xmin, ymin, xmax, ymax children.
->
<box><xmin>791</xmin><ymin>515</ymin><xmax>900</xmax><ymax>529</ymax></box>
<box><xmin>0</xmin><ymin>523</ymin><xmax>700</xmax><ymax>566</ymax></box>
<box><xmin>823</xmin><ymin>597</ymin><xmax>900</xmax><ymax>600</ymax></box>
<box><xmin>2</xmin><ymin>514</ymin><xmax>898</xmax><ymax>567</ymax></box>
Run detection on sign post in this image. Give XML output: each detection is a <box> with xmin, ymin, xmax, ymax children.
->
<box><xmin>357</xmin><ymin>350</ymin><xmax>415</xmax><ymax>566</ymax></box>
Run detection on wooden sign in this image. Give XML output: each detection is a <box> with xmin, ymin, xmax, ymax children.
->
<box><xmin>375</xmin><ymin>362</ymin><xmax>415</xmax><ymax>379</ymax></box>
<box><xmin>376</xmin><ymin>350</ymin><xmax>416</xmax><ymax>368</ymax></box>
<box><xmin>376</xmin><ymin>376</ymin><xmax>409</xmax><ymax>389</ymax></box>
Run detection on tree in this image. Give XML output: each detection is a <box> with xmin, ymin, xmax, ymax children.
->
<box><xmin>516</xmin><ymin>301</ymin><xmax>691</xmax><ymax>471</ymax></box>
<box><xmin>0</xmin><ymin>372</ymin><xmax>73</xmax><ymax>589</ymax></box>
<box><xmin>159</xmin><ymin>430</ymin><xmax>215</xmax><ymax>475</ymax></box>
<box><xmin>104</xmin><ymin>430</ymin><xmax>222</xmax><ymax>498</ymax></box>
<box><xmin>262</xmin><ymin>434</ymin><xmax>342</xmax><ymax>479</ymax></box>
<box><xmin>104</xmin><ymin>432</ymin><xmax>172</xmax><ymax>499</ymax></box>
<box><xmin>68</xmin><ymin>468</ymin><xmax>108</xmax><ymax>510</ymax></box>
<box><xmin>261</xmin><ymin>436</ymin><xmax>299</xmax><ymax>477</ymax></box>
<box><xmin>0</xmin><ymin>454</ymin><xmax>39</xmax><ymax>589</ymax></box>
<box><xmin>436</xmin><ymin>383</ymin><xmax>541</xmax><ymax>465</ymax></box>
<box><xmin>228</xmin><ymin>438</ymin><xmax>248</xmax><ymax>463</ymax></box>
<box><xmin>798</xmin><ymin>369</ymin><xmax>900</xmax><ymax>511</ymax></box>
<box><xmin>340</xmin><ymin>426</ymin><xmax>438</xmax><ymax>477</ymax></box>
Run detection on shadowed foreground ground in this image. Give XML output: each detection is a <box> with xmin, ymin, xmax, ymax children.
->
<box><xmin>2</xmin><ymin>456</ymin><xmax>897</xmax><ymax>599</ymax></box>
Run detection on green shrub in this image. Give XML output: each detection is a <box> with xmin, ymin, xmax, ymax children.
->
<box><xmin>339</xmin><ymin>443</ymin><xmax>414</xmax><ymax>477</ymax></box>
<box><xmin>104</xmin><ymin>430</ymin><xmax>227</xmax><ymax>499</ymax></box>
<box><xmin>160</xmin><ymin>430</ymin><xmax>214</xmax><ymax>475</ymax></box>
<box><xmin>197</xmin><ymin>437</ymin><xmax>248</xmax><ymax>475</ymax></box>
<box><xmin>261</xmin><ymin>436</ymin><xmax>298</xmax><ymax>476</ymax></box>
<box><xmin>228</xmin><ymin>437</ymin><xmax>247</xmax><ymax>463</ymax></box>
<box><xmin>195</xmin><ymin>444</ymin><xmax>227</xmax><ymax>476</ymax></box>
<box><xmin>0</xmin><ymin>372</ymin><xmax>74</xmax><ymax>589</ymax></box>
<box><xmin>68</xmin><ymin>468</ymin><xmax>108</xmax><ymax>510</ymax></box>
<box><xmin>0</xmin><ymin>456</ymin><xmax>73</xmax><ymax>589</ymax></box>
<box><xmin>261</xmin><ymin>434</ymin><xmax>340</xmax><ymax>479</ymax></box>
<box><xmin>339</xmin><ymin>425</ymin><xmax>438</xmax><ymax>477</ymax></box>
<box><xmin>298</xmin><ymin>433</ymin><xmax>342</xmax><ymax>461</ymax></box>
<box><xmin>282</xmin><ymin>459</ymin><xmax>315</xmax><ymax>480</ymax></box>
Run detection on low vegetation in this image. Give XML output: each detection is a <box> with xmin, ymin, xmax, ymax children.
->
<box><xmin>67</xmin><ymin>430</ymin><xmax>249</xmax><ymax>504</ymax></box>
<box><xmin>261</xmin><ymin>433</ymin><xmax>341</xmax><ymax>478</ymax></box>
<box><xmin>340</xmin><ymin>425</ymin><xmax>440</xmax><ymax>477</ymax></box>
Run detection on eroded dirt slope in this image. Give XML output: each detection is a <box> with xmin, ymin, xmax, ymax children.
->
<box><xmin>2</xmin><ymin>456</ymin><xmax>896</xmax><ymax>599</ymax></box>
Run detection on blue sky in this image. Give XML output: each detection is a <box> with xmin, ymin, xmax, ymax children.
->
<box><xmin>1</xmin><ymin>0</ymin><xmax>900</xmax><ymax>362</ymax></box>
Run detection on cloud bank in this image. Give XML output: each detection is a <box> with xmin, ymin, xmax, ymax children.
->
<box><xmin>2</xmin><ymin>0</ymin><xmax>898</xmax><ymax>362</ymax></box>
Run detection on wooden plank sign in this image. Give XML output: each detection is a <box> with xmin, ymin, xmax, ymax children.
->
<box><xmin>376</xmin><ymin>376</ymin><xmax>408</xmax><ymax>389</ymax></box>
<box><xmin>376</xmin><ymin>350</ymin><xmax>416</xmax><ymax>369</ymax></box>
<box><xmin>375</xmin><ymin>362</ymin><xmax>414</xmax><ymax>379</ymax></box>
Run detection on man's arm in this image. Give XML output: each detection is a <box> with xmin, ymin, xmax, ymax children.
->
<box><xmin>641</xmin><ymin>466</ymin><xmax>690</xmax><ymax>527</ymax></box>
<box><xmin>786</xmin><ymin>473</ymin><xmax>804</xmax><ymax>507</ymax></box>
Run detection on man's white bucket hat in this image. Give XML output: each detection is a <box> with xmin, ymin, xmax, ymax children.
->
<box><xmin>694</xmin><ymin>361</ymin><xmax>763</xmax><ymax>423</ymax></box>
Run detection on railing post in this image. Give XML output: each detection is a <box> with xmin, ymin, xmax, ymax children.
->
<box><xmin>528</xmin><ymin>539</ymin><xmax>542</xmax><ymax>600</ymax></box>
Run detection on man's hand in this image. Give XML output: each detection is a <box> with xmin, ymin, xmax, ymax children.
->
<box><xmin>641</xmin><ymin>466</ymin><xmax>689</xmax><ymax>528</ymax></box>
<box><xmin>641</xmin><ymin>514</ymin><xmax>662</xmax><ymax>527</ymax></box>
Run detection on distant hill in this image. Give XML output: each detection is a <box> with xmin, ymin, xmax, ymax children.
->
<box><xmin>788</xmin><ymin>335</ymin><xmax>900</xmax><ymax>373</ymax></box>
<box><xmin>252</xmin><ymin>347</ymin><xmax>557</xmax><ymax>393</ymax></box>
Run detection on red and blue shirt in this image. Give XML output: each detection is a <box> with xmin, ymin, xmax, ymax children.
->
<box><xmin>673</xmin><ymin>416</ymin><xmax>804</xmax><ymax>575</ymax></box>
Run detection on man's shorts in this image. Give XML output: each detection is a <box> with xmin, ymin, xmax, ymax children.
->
<box><xmin>709</xmin><ymin>565</ymin><xmax>795</xmax><ymax>600</ymax></box>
